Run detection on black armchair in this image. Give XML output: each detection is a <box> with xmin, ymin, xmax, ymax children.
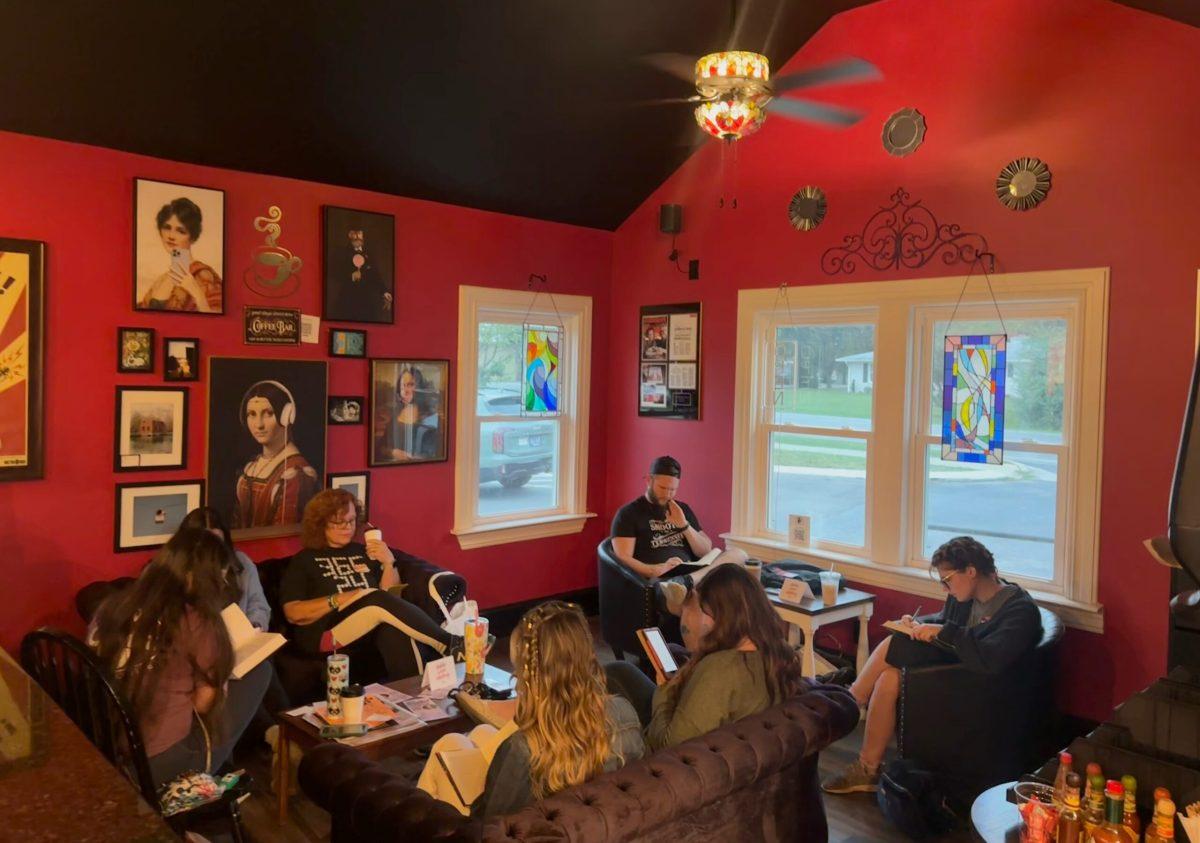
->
<box><xmin>897</xmin><ymin>606</ymin><xmax>1064</xmax><ymax>805</ymax></box>
<box><xmin>597</xmin><ymin>537</ymin><xmax>681</xmax><ymax>661</ymax></box>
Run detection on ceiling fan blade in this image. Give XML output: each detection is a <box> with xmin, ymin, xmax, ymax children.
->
<box><xmin>627</xmin><ymin>95</ymin><xmax>708</xmax><ymax>107</ymax></box>
<box><xmin>771</xmin><ymin>57</ymin><xmax>881</xmax><ymax>94</ymax></box>
<box><xmin>767</xmin><ymin>97</ymin><xmax>866</xmax><ymax>128</ymax></box>
<box><xmin>641</xmin><ymin>52</ymin><xmax>698</xmax><ymax>83</ymax></box>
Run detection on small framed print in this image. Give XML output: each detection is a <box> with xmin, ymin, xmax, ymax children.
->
<box><xmin>115</xmin><ymin>479</ymin><xmax>204</xmax><ymax>552</ymax></box>
<box><xmin>163</xmin><ymin>337</ymin><xmax>200</xmax><ymax>382</ymax></box>
<box><xmin>328</xmin><ymin>395</ymin><xmax>364</xmax><ymax>425</ymax></box>
<box><xmin>114</xmin><ymin>386</ymin><xmax>188</xmax><ymax>471</ymax></box>
<box><xmin>133</xmin><ymin>178</ymin><xmax>225</xmax><ymax>314</ymax></box>
<box><xmin>244</xmin><ymin>306</ymin><xmax>301</xmax><ymax>345</ymax></box>
<box><xmin>118</xmin><ymin>327</ymin><xmax>155</xmax><ymax>373</ymax></box>
<box><xmin>788</xmin><ymin>514</ymin><xmax>811</xmax><ymax>547</ymax></box>
<box><xmin>329</xmin><ymin>328</ymin><xmax>367</xmax><ymax>358</ymax></box>
<box><xmin>327</xmin><ymin>471</ymin><xmax>370</xmax><ymax>519</ymax></box>
<box><xmin>369</xmin><ymin>358</ymin><xmax>449</xmax><ymax>466</ymax></box>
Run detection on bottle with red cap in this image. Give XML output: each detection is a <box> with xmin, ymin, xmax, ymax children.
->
<box><xmin>1085</xmin><ymin>780</ymin><xmax>1135</xmax><ymax>842</ymax></box>
<box><xmin>1143</xmin><ymin>795</ymin><xmax>1175</xmax><ymax>842</ymax></box>
<box><xmin>1054</xmin><ymin>751</ymin><xmax>1074</xmax><ymax>809</ymax></box>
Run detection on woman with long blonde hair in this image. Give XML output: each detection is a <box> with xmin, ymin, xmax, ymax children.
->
<box><xmin>418</xmin><ymin>601</ymin><xmax>645</xmax><ymax>817</ymax></box>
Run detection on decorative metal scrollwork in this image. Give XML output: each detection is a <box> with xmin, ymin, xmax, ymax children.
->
<box><xmin>821</xmin><ymin>188</ymin><xmax>989</xmax><ymax>276</ymax></box>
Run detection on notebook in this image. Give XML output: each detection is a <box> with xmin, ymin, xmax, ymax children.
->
<box><xmin>221</xmin><ymin>604</ymin><xmax>286</xmax><ymax>679</ymax></box>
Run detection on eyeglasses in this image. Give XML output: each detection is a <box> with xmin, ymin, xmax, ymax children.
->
<box><xmin>936</xmin><ymin>570</ymin><xmax>961</xmax><ymax>590</ymax></box>
<box><xmin>327</xmin><ymin>518</ymin><xmax>357</xmax><ymax>528</ymax></box>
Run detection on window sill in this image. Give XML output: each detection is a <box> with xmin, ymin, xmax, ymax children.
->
<box><xmin>722</xmin><ymin>533</ymin><xmax>1104</xmax><ymax>634</ymax></box>
<box><xmin>453</xmin><ymin>513</ymin><xmax>597</xmax><ymax>550</ymax></box>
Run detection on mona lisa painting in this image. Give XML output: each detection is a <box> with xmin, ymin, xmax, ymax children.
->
<box><xmin>207</xmin><ymin>357</ymin><xmax>327</xmax><ymax>539</ymax></box>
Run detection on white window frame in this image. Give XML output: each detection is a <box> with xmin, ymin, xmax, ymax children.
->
<box><xmin>725</xmin><ymin>268</ymin><xmax>1109</xmax><ymax>632</ymax></box>
<box><xmin>452</xmin><ymin>285</ymin><xmax>595</xmax><ymax>549</ymax></box>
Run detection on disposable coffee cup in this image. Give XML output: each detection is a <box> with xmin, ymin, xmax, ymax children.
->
<box><xmin>819</xmin><ymin>571</ymin><xmax>841</xmax><ymax>606</ymax></box>
<box><xmin>744</xmin><ymin>559</ymin><xmax>763</xmax><ymax>583</ymax></box>
<box><xmin>341</xmin><ymin>683</ymin><xmax>365</xmax><ymax>725</ymax></box>
<box><xmin>364</xmin><ymin>528</ymin><xmax>383</xmax><ymax>543</ymax></box>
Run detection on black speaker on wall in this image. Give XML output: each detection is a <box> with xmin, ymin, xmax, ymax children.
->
<box><xmin>659</xmin><ymin>204</ymin><xmax>683</xmax><ymax>235</ymax></box>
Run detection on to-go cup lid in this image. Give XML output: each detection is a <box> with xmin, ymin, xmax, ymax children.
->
<box><xmin>342</xmin><ymin>683</ymin><xmax>364</xmax><ymax>697</ymax></box>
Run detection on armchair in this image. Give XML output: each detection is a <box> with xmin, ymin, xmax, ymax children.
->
<box><xmin>897</xmin><ymin>605</ymin><xmax>1063</xmax><ymax>805</ymax></box>
<box><xmin>597</xmin><ymin>537</ymin><xmax>680</xmax><ymax>662</ymax></box>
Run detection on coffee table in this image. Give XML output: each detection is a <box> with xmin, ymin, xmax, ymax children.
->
<box><xmin>766</xmin><ymin>585</ymin><xmax>876</xmax><ymax>678</ymax></box>
<box><xmin>273</xmin><ymin>662</ymin><xmax>513</xmax><ymax>823</ymax></box>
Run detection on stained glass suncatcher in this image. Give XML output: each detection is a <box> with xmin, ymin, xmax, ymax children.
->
<box><xmin>941</xmin><ymin>334</ymin><xmax>1006</xmax><ymax>464</ymax></box>
<box><xmin>524</xmin><ymin>325</ymin><xmax>560</xmax><ymax>413</ymax></box>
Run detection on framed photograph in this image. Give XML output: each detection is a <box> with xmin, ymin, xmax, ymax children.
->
<box><xmin>638</xmin><ymin>303</ymin><xmax>702</xmax><ymax>420</ymax></box>
<box><xmin>133</xmin><ymin>178</ymin><xmax>225</xmax><ymax>314</ymax></box>
<box><xmin>329</xmin><ymin>327</ymin><xmax>367</xmax><ymax>358</ymax></box>
<box><xmin>114</xmin><ymin>386</ymin><xmax>188</xmax><ymax>471</ymax></box>
<box><xmin>327</xmin><ymin>471</ymin><xmax>370</xmax><ymax>519</ymax></box>
<box><xmin>322</xmin><ymin>207</ymin><xmax>395</xmax><ymax>324</ymax></box>
<box><xmin>0</xmin><ymin>238</ymin><xmax>45</xmax><ymax>481</ymax></box>
<box><xmin>115</xmin><ymin>480</ymin><xmax>204</xmax><ymax>552</ymax></box>
<box><xmin>117</xmin><ymin>327</ymin><xmax>155</xmax><ymax>373</ymax></box>
<box><xmin>244</xmin><ymin>306</ymin><xmax>301</xmax><ymax>345</ymax></box>
<box><xmin>640</xmin><ymin>315</ymin><xmax>669</xmax><ymax>361</ymax></box>
<box><xmin>328</xmin><ymin>395</ymin><xmax>364</xmax><ymax>425</ymax></box>
<box><xmin>163</xmin><ymin>337</ymin><xmax>200</xmax><ymax>382</ymax></box>
<box><xmin>207</xmin><ymin>357</ymin><xmax>327</xmax><ymax>539</ymax></box>
<box><xmin>369</xmin><ymin>359</ymin><xmax>448</xmax><ymax>466</ymax></box>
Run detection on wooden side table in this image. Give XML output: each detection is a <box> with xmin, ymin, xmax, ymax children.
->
<box><xmin>274</xmin><ymin>662</ymin><xmax>513</xmax><ymax>823</ymax></box>
<box><xmin>766</xmin><ymin>586</ymin><xmax>876</xmax><ymax>678</ymax></box>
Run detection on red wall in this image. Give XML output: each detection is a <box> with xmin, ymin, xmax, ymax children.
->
<box><xmin>606</xmin><ymin>0</ymin><xmax>1200</xmax><ymax>720</ymax></box>
<box><xmin>0</xmin><ymin>129</ymin><xmax>613</xmax><ymax>652</ymax></box>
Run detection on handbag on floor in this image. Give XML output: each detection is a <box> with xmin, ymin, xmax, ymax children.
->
<box><xmin>876</xmin><ymin>759</ymin><xmax>958</xmax><ymax>839</ymax></box>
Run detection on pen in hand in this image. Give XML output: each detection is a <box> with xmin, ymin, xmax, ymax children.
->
<box><xmin>907</xmin><ymin>605</ymin><xmax>922</xmax><ymax>625</ymax></box>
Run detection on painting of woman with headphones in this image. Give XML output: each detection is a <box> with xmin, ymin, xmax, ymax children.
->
<box><xmin>207</xmin><ymin>358</ymin><xmax>327</xmax><ymax>538</ymax></box>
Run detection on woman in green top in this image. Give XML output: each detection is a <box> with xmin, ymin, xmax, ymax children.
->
<box><xmin>606</xmin><ymin>564</ymin><xmax>806</xmax><ymax>750</ymax></box>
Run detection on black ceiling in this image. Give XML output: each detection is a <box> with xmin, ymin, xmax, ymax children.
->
<box><xmin>2</xmin><ymin>1</ymin><xmax>1194</xmax><ymax>231</ymax></box>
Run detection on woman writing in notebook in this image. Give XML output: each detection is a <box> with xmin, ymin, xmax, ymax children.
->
<box><xmin>604</xmin><ymin>563</ymin><xmax>807</xmax><ymax>749</ymax></box>
<box><xmin>820</xmin><ymin>536</ymin><xmax>1042</xmax><ymax>795</ymax></box>
<box><xmin>91</xmin><ymin>529</ymin><xmax>271</xmax><ymax>786</ymax></box>
<box><xmin>418</xmin><ymin>601</ymin><xmax>646</xmax><ymax>817</ymax></box>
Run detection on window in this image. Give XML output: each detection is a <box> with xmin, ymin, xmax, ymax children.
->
<box><xmin>729</xmin><ymin>269</ymin><xmax>1108</xmax><ymax>631</ymax></box>
<box><xmin>453</xmin><ymin>286</ymin><xmax>594</xmax><ymax>548</ymax></box>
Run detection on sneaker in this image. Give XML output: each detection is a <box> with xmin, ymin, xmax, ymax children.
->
<box><xmin>821</xmin><ymin>759</ymin><xmax>880</xmax><ymax>794</ymax></box>
<box><xmin>660</xmin><ymin>581</ymin><xmax>688</xmax><ymax>616</ymax></box>
<box><xmin>817</xmin><ymin>666</ymin><xmax>856</xmax><ymax>687</ymax></box>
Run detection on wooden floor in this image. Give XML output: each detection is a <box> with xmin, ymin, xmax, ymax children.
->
<box><xmin>225</xmin><ymin>621</ymin><xmax>976</xmax><ymax>843</ymax></box>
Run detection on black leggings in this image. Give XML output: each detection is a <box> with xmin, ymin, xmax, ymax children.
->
<box><xmin>332</xmin><ymin>589</ymin><xmax>453</xmax><ymax>679</ymax></box>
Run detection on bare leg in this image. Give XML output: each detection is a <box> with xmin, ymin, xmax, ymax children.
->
<box><xmin>859</xmin><ymin>667</ymin><xmax>900</xmax><ymax>770</ymax></box>
<box><xmin>848</xmin><ymin>635</ymin><xmax>892</xmax><ymax>706</ymax></box>
<box><xmin>660</xmin><ymin>548</ymin><xmax>749</xmax><ymax>616</ymax></box>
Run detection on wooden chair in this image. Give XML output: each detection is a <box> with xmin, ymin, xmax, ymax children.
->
<box><xmin>20</xmin><ymin>628</ymin><xmax>246</xmax><ymax>842</ymax></box>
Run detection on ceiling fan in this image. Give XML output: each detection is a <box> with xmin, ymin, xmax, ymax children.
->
<box><xmin>645</xmin><ymin>51</ymin><xmax>882</xmax><ymax>143</ymax></box>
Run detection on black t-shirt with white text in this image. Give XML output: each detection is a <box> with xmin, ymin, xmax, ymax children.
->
<box><xmin>611</xmin><ymin>496</ymin><xmax>703</xmax><ymax>566</ymax></box>
<box><xmin>280</xmin><ymin>543</ymin><xmax>382</xmax><ymax>651</ymax></box>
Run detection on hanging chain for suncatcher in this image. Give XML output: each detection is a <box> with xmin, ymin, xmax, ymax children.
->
<box><xmin>764</xmin><ymin>280</ymin><xmax>797</xmax><ymax>409</ymax></box>
<box><xmin>944</xmin><ymin>251</ymin><xmax>1005</xmax><ymax>338</ymax></box>
<box><xmin>519</xmin><ymin>273</ymin><xmax>565</xmax><ymax>417</ymax></box>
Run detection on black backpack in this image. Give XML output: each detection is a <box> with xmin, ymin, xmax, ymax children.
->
<box><xmin>876</xmin><ymin>759</ymin><xmax>958</xmax><ymax>839</ymax></box>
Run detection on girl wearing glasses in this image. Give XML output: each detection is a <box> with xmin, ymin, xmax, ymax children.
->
<box><xmin>821</xmin><ymin>535</ymin><xmax>1042</xmax><ymax>795</ymax></box>
<box><xmin>279</xmin><ymin>489</ymin><xmax>461</xmax><ymax>679</ymax></box>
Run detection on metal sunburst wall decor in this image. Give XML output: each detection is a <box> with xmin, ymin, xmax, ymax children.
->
<box><xmin>788</xmin><ymin>185</ymin><xmax>827</xmax><ymax>231</ymax></box>
<box><xmin>882</xmin><ymin>107</ymin><xmax>926</xmax><ymax>157</ymax></box>
<box><xmin>995</xmin><ymin>157</ymin><xmax>1052</xmax><ymax>211</ymax></box>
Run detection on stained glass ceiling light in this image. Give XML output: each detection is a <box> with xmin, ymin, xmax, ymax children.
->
<box><xmin>694</xmin><ymin>51</ymin><xmax>771</xmax><ymax>141</ymax></box>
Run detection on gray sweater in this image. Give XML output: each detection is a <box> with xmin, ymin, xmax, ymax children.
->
<box><xmin>473</xmin><ymin>695</ymin><xmax>646</xmax><ymax>818</ymax></box>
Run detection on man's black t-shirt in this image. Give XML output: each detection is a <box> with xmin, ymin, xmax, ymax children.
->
<box><xmin>611</xmin><ymin>496</ymin><xmax>703</xmax><ymax>566</ymax></box>
<box><xmin>279</xmin><ymin>543</ymin><xmax>382</xmax><ymax>652</ymax></box>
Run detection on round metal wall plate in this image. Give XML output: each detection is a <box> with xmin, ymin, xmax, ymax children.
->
<box><xmin>788</xmin><ymin>186</ymin><xmax>827</xmax><ymax>231</ymax></box>
<box><xmin>882</xmin><ymin>107</ymin><xmax>926</xmax><ymax>156</ymax></box>
<box><xmin>995</xmin><ymin>157</ymin><xmax>1052</xmax><ymax>210</ymax></box>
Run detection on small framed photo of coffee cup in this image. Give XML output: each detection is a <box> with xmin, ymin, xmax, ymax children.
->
<box><xmin>329</xmin><ymin>328</ymin><xmax>367</xmax><ymax>358</ymax></box>
<box><xmin>118</xmin><ymin>327</ymin><xmax>155</xmax><ymax>373</ymax></box>
<box><xmin>163</xmin><ymin>337</ymin><xmax>200</xmax><ymax>381</ymax></box>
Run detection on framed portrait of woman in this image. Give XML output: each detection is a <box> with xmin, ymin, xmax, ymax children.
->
<box><xmin>206</xmin><ymin>357</ymin><xmax>327</xmax><ymax>539</ymax></box>
<box><xmin>369</xmin><ymin>359</ymin><xmax>448</xmax><ymax>467</ymax></box>
<box><xmin>133</xmin><ymin>178</ymin><xmax>225</xmax><ymax>315</ymax></box>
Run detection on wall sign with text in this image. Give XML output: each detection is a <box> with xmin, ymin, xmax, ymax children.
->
<box><xmin>638</xmin><ymin>302</ymin><xmax>701</xmax><ymax>420</ymax></box>
<box><xmin>244</xmin><ymin>306</ymin><xmax>300</xmax><ymax>345</ymax></box>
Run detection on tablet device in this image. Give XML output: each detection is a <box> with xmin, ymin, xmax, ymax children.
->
<box><xmin>637</xmin><ymin>626</ymin><xmax>679</xmax><ymax>678</ymax></box>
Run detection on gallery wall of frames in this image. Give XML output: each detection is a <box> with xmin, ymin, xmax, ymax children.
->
<box><xmin>0</xmin><ymin>129</ymin><xmax>614</xmax><ymax>651</ymax></box>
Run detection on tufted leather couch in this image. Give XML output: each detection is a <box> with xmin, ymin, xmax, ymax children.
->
<box><xmin>298</xmin><ymin>681</ymin><xmax>859</xmax><ymax>842</ymax></box>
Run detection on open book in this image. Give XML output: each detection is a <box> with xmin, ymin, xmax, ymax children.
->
<box><xmin>691</xmin><ymin>548</ymin><xmax>722</xmax><ymax>566</ymax></box>
<box><xmin>435</xmin><ymin>721</ymin><xmax>518</xmax><ymax>810</ymax></box>
<box><xmin>881</xmin><ymin>619</ymin><xmax>917</xmax><ymax>637</ymax></box>
<box><xmin>221</xmin><ymin>604</ymin><xmax>286</xmax><ymax>679</ymax></box>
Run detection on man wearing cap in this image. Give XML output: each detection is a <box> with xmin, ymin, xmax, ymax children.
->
<box><xmin>610</xmin><ymin>455</ymin><xmax>747</xmax><ymax>614</ymax></box>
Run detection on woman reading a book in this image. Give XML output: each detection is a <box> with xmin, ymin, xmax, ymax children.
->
<box><xmin>604</xmin><ymin>563</ymin><xmax>806</xmax><ymax>749</ymax></box>
<box><xmin>820</xmin><ymin>536</ymin><xmax>1042</xmax><ymax>795</ymax></box>
<box><xmin>279</xmin><ymin>489</ymin><xmax>461</xmax><ymax>679</ymax></box>
<box><xmin>91</xmin><ymin>529</ymin><xmax>272</xmax><ymax>786</ymax></box>
<box><xmin>417</xmin><ymin>601</ymin><xmax>645</xmax><ymax>817</ymax></box>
